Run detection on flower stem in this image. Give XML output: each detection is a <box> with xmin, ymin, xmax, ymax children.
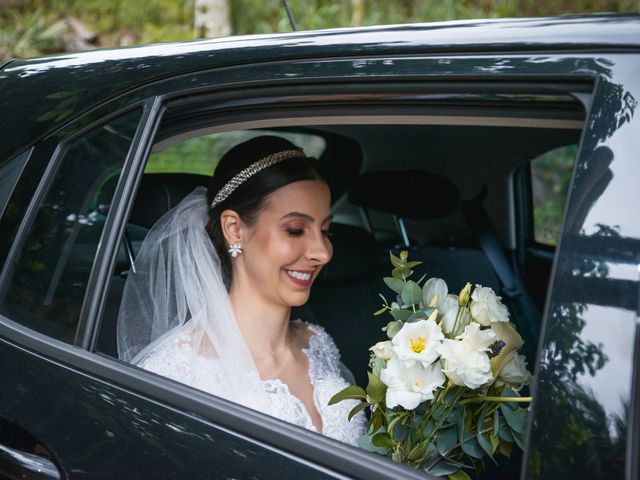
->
<box><xmin>460</xmin><ymin>396</ymin><xmax>532</xmax><ymax>405</ymax></box>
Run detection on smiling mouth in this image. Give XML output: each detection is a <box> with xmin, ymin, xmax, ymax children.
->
<box><xmin>285</xmin><ymin>269</ymin><xmax>314</xmax><ymax>287</ymax></box>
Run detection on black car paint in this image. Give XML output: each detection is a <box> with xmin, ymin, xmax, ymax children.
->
<box><xmin>2</xmin><ymin>14</ymin><xmax>640</xmax><ymax>165</ymax></box>
<box><xmin>0</xmin><ymin>14</ymin><xmax>639</xmax><ymax>480</ymax></box>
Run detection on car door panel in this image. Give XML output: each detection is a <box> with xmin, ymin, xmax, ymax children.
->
<box><xmin>0</xmin><ymin>335</ymin><xmax>341</xmax><ymax>480</ymax></box>
<box><xmin>524</xmin><ymin>55</ymin><xmax>640</xmax><ymax>479</ymax></box>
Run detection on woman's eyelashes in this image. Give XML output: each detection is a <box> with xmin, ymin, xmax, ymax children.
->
<box><xmin>284</xmin><ymin>225</ymin><xmax>332</xmax><ymax>238</ymax></box>
<box><xmin>286</xmin><ymin>228</ymin><xmax>304</xmax><ymax>237</ymax></box>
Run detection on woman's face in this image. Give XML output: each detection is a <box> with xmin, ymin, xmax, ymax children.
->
<box><xmin>234</xmin><ymin>179</ymin><xmax>333</xmax><ymax>308</ymax></box>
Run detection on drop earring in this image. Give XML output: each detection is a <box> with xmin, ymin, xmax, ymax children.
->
<box><xmin>228</xmin><ymin>243</ymin><xmax>242</xmax><ymax>258</ymax></box>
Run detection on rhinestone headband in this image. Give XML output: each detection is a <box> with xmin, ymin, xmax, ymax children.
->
<box><xmin>210</xmin><ymin>149</ymin><xmax>304</xmax><ymax>209</ymax></box>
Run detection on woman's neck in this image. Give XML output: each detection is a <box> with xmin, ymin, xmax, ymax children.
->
<box><xmin>228</xmin><ymin>281</ymin><xmax>292</xmax><ymax>361</ymax></box>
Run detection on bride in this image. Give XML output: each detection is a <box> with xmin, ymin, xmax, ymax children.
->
<box><xmin>117</xmin><ymin>135</ymin><xmax>366</xmax><ymax>445</ymax></box>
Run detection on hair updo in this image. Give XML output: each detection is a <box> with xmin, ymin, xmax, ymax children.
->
<box><xmin>206</xmin><ymin>135</ymin><xmax>325</xmax><ymax>282</ymax></box>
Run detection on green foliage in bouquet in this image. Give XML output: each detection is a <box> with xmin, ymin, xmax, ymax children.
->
<box><xmin>330</xmin><ymin>251</ymin><xmax>533</xmax><ymax>479</ymax></box>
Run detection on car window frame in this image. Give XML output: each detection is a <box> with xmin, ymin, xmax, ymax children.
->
<box><xmin>80</xmin><ymin>59</ymin><xmax>612</xmax><ymax>480</ymax></box>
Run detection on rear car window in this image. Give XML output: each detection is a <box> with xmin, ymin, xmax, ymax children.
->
<box><xmin>147</xmin><ymin>130</ymin><xmax>326</xmax><ymax>175</ymax></box>
<box><xmin>0</xmin><ymin>109</ymin><xmax>142</xmax><ymax>342</ymax></box>
<box><xmin>531</xmin><ymin>144</ymin><xmax>578</xmax><ymax>245</ymax></box>
<box><xmin>0</xmin><ymin>148</ymin><xmax>31</xmax><ymax>219</ymax></box>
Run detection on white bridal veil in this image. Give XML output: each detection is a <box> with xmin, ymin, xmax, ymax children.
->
<box><xmin>117</xmin><ymin>186</ymin><xmax>269</xmax><ymax>411</ymax></box>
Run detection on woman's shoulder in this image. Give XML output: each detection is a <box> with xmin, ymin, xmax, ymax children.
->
<box><xmin>291</xmin><ymin>319</ymin><xmax>337</xmax><ymax>351</ymax></box>
<box><xmin>138</xmin><ymin>331</ymin><xmax>222</xmax><ymax>386</ymax></box>
<box><xmin>291</xmin><ymin>319</ymin><xmax>342</xmax><ymax>374</ymax></box>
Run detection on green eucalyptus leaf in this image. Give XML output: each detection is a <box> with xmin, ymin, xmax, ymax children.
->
<box><xmin>477</xmin><ymin>431</ymin><xmax>495</xmax><ymax>463</ymax></box>
<box><xmin>328</xmin><ymin>385</ymin><xmax>366</xmax><ymax>405</ymax></box>
<box><xmin>489</xmin><ymin>431</ymin><xmax>500</xmax><ymax>453</ymax></box>
<box><xmin>358</xmin><ymin>433</ymin><xmax>389</xmax><ymax>455</ymax></box>
<box><xmin>389</xmin><ymin>309</ymin><xmax>412</xmax><ymax>322</ymax></box>
<box><xmin>426</xmin><ymin>460</ymin><xmax>460</xmax><ymax>476</ymax></box>
<box><xmin>401</xmin><ymin>280</ymin><xmax>422</xmax><ymax>306</ymax></box>
<box><xmin>393</xmin><ymin>423</ymin><xmax>409</xmax><ymax>443</ymax></box>
<box><xmin>386</xmin><ymin>320</ymin><xmax>405</xmax><ymax>338</ymax></box>
<box><xmin>374</xmin><ymin>306</ymin><xmax>388</xmax><ymax>316</ymax></box>
<box><xmin>366</xmin><ymin>372</ymin><xmax>387</xmax><ymax>403</ymax></box>
<box><xmin>457</xmin><ymin>407</ymin><xmax>466</xmax><ymax>443</ymax></box>
<box><xmin>405</xmin><ymin>260</ymin><xmax>423</xmax><ymax>268</ymax></box>
<box><xmin>384</xmin><ymin>277</ymin><xmax>405</xmax><ymax>294</ymax></box>
<box><xmin>372</xmin><ymin>432</ymin><xmax>393</xmax><ymax>449</ymax></box>
<box><xmin>497</xmin><ymin>439</ymin><xmax>513</xmax><ymax>458</ymax></box>
<box><xmin>498</xmin><ymin>420</ymin><xmax>514</xmax><ymax>442</ymax></box>
<box><xmin>446</xmin><ymin>405</ymin><xmax>463</xmax><ymax>426</ymax></box>
<box><xmin>348</xmin><ymin>402</ymin><xmax>370</xmax><ymax>422</ymax></box>
<box><xmin>460</xmin><ymin>435</ymin><xmax>484</xmax><ymax>459</ymax></box>
<box><xmin>492</xmin><ymin>409</ymin><xmax>500</xmax><ymax>438</ymax></box>
<box><xmin>476</xmin><ymin>405</ymin><xmax>496</xmax><ymax>463</ymax></box>
<box><xmin>392</xmin><ymin>266</ymin><xmax>412</xmax><ymax>279</ymax></box>
<box><xmin>423</xmin><ymin>419</ymin><xmax>435</xmax><ymax>439</ymax></box>
<box><xmin>512</xmin><ymin>428</ymin><xmax>527</xmax><ymax>451</ymax></box>
<box><xmin>448</xmin><ymin>470</ymin><xmax>472</xmax><ymax>480</ymax></box>
<box><xmin>501</xmin><ymin>403</ymin><xmax>528</xmax><ymax>434</ymax></box>
<box><xmin>407</xmin><ymin>440</ymin><xmax>429</xmax><ymax>462</ymax></box>
<box><xmin>371</xmin><ymin>410</ymin><xmax>384</xmax><ymax>433</ymax></box>
<box><xmin>436</xmin><ymin>426</ymin><xmax>457</xmax><ymax>455</ymax></box>
<box><xmin>432</xmin><ymin>403</ymin><xmax>446</xmax><ymax>421</ymax></box>
<box><xmin>389</xmin><ymin>251</ymin><xmax>404</xmax><ymax>268</ymax></box>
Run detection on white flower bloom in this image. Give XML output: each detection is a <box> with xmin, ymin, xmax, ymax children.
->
<box><xmin>440</xmin><ymin>294</ymin><xmax>460</xmax><ymax>335</ymax></box>
<box><xmin>422</xmin><ymin>277</ymin><xmax>448</xmax><ymax>310</ymax></box>
<box><xmin>381</xmin><ymin>357</ymin><xmax>446</xmax><ymax>410</ymax></box>
<box><xmin>437</xmin><ymin>323</ymin><xmax>496</xmax><ymax>389</ymax></box>
<box><xmin>497</xmin><ymin>354</ymin><xmax>531</xmax><ymax>390</ymax></box>
<box><xmin>370</xmin><ymin>341</ymin><xmax>394</xmax><ymax>361</ymax></box>
<box><xmin>392</xmin><ymin>317</ymin><xmax>444</xmax><ymax>367</ymax></box>
<box><xmin>470</xmin><ymin>285</ymin><xmax>509</xmax><ymax>326</ymax></box>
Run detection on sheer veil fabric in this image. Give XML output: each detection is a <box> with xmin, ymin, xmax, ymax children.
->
<box><xmin>117</xmin><ymin>186</ymin><xmax>270</xmax><ymax>412</ymax></box>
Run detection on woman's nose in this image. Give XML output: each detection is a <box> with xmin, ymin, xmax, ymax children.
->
<box><xmin>306</xmin><ymin>232</ymin><xmax>332</xmax><ymax>265</ymax></box>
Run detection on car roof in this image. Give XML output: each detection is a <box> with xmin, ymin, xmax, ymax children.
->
<box><xmin>1</xmin><ymin>13</ymin><xmax>639</xmax><ymax>164</ymax></box>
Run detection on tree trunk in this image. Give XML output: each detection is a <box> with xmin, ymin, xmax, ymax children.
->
<box><xmin>194</xmin><ymin>0</ymin><xmax>231</xmax><ymax>38</ymax></box>
<box><xmin>351</xmin><ymin>0</ymin><xmax>364</xmax><ymax>26</ymax></box>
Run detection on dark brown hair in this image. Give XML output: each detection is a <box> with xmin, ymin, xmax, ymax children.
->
<box><xmin>206</xmin><ymin>135</ymin><xmax>325</xmax><ymax>283</ymax></box>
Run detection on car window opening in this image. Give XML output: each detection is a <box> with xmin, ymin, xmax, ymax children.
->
<box><xmin>96</xmin><ymin>101</ymin><xmax>585</xmax><ymax>472</ymax></box>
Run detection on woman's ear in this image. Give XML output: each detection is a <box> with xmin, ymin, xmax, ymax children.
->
<box><xmin>219</xmin><ymin>209</ymin><xmax>242</xmax><ymax>246</ymax></box>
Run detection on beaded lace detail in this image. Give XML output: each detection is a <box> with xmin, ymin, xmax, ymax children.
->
<box><xmin>139</xmin><ymin>321</ymin><xmax>366</xmax><ymax>446</ymax></box>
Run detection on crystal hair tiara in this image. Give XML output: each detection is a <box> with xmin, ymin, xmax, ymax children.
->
<box><xmin>210</xmin><ymin>149</ymin><xmax>305</xmax><ymax>209</ymax></box>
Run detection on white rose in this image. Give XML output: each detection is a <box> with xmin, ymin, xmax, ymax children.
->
<box><xmin>370</xmin><ymin>341</ymin><xmax>394</xmax><ymax>361</ymax></box>
<box><xmin>392</xmin><ymin>316</ymin><xmax>444</xmax><ymax>368</ymax></box>
<box><xmin>381</xmin><ymin>357</ymin><xmax>446</xmax><ymax>410</ymax></box>
<box><xmin>422</xmin><ymin>277</ymin><xmax>448</xmax><ymax>310</ymax></box>
<box><xmin>440</xmin><ymin>294</ymin><xmax>461</xmax><ymax>335</ymax></box>
<box><xmin>470</xmin><ymin>285</ymin><xmax>509</xmax><ymax>326</ymax></box>
<box><xmin>437</xmin><ymin>323</ymin><xmax>495</xmax><ymax>389</ymax></box>
<box><xmin>497</xmin><ymin>354</ymin><xmax>531</xmax><ymax>390</ymax></box>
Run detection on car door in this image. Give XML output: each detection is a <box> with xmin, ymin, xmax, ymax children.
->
<box><xmin>523</xmin><ymin>54</ymin><xmax>640</xmax><ymax>479</ymax></box>
<box><xmin>0</xmin><ymin>95</ymin><xmax>417</xmax><ymax>480</ymax></box>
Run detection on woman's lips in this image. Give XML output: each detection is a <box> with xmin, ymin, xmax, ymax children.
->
<box><xmin>285</xmin><ymin>269</ymin><xmax>314</xmax><ymax>287</ymax></box>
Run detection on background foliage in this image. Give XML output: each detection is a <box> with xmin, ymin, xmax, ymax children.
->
<box><xmin>1</xmin><ymin>0</ymin><xmax>639</xmax><ymax>61</ymax></box>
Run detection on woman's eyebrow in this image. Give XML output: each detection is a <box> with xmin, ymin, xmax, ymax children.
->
<box><xmin>280</xmin><ymin>212</ymin><xmax>334</xmax><ymax>223</ymax></box>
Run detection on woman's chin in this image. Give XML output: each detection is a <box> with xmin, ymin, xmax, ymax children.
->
<box><xmin>282</xmin><ymin>289</ymin><xmax>312</xmax><ymax>308</ymax></box>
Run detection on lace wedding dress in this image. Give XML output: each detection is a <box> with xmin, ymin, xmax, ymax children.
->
<box><xmin>139</xmin><ymin>320</ymin><xmax>367</xmax><ymax>446</ymax></box>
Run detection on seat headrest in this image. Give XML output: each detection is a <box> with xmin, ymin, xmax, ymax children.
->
<box><xmin>348</xmin><ymin>171</ymin><xmax>460</xmax><ymax>220</ymax></box>
<box><xmin>316</xmin><ymin>223</ymin><xmax>378</xmax><ymax>284</ymax></box>
<box><xmin>130</xmin><ymin>173</ymin><xmax>210</xmax><ymax>228</ymax></box>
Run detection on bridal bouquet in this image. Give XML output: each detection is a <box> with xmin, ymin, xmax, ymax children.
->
<box><xmin>330</xmin><ymin>251</ymin><xmax>532</xmax><ymax>479</ymax></box>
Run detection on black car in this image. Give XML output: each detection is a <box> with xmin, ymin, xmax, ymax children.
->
<box><xmin>0</xmin><ymin>14</ymin><xmax>639</xmax><ymax>480</ymax></box>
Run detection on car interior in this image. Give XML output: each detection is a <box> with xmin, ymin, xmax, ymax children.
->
<box><xmin>94</xmin><ymin>88</ymin><xmax>586</xmax><ymax>396</ymax></box>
